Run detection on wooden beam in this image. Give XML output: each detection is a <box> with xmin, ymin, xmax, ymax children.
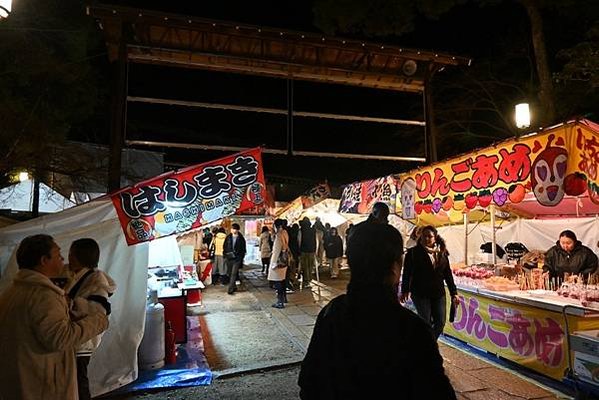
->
<box><xmin>127</xmin><ymin>96</ymin><xmax>426</xmax><ymax>126</ymax></box>
<box><xmin>125</xmin><ymin>140</ymin><xmax>427</xmax><ymax>162</ymax></box>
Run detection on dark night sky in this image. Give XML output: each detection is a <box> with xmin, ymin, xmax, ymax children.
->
<box><xmin>104</xmin><ymin>0</ymin><xmax>593</xmax><ymax>199</ymax></box>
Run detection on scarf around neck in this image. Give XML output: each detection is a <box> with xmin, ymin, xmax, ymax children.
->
<box><xmin>424</xmin><ymin>244</ymin><xmax>441</xmax><ymax>267</ymax></box>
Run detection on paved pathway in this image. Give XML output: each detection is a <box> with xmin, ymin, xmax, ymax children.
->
<box><xmin>242</xmin><ymin>264</ymin><xmax>573</xmax><ymax>400</ymax></box>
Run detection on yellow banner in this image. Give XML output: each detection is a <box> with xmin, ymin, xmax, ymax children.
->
<box><xmin>567</xmin><ymin>123</ymin><xmax>599</xmax><ymax>201</ymax></box>
<box><xmin>396</xmin><ymin>130</ymin><xmax>573</xmax><ymax>219</ymax></box>
<box><xmin>445</xmin><ymin>290</ymin><xmax>599</xmax><ymax>380</ymax></box>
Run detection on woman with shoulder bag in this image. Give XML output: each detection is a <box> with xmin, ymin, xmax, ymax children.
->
<box><xmin>269</xmin><ymin>219</ymin><xmax>290</xmax><ymax>309</ymax></box>
<box><xmin>399</xmin><ymin>225</ymin><xmax>459</xmax><ymax>339</ymax></box>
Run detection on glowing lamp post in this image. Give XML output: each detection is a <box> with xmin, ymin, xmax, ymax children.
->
<box><xmin>515</xmin><ymin>103</ymin><xmax>531</xmax><ymax>129</ymax></box>
<box><xmin>18</xmin><ymin>171</ymin><xmax>29</xmax><ymax>182</ymax></box>
<box><xmin>0</xmin><ymin>0</ymin><xmax>11</xmax><ymax>18</ymax></box>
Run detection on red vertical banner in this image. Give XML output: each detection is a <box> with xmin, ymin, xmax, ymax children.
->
<box><xmin>111</xmin><ymin>148</ymin><xmax>267</xmax><ymax>245</ymax></box>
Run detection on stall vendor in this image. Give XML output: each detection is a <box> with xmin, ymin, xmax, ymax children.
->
<box><xmin>544</xmin><ymin>230</ymin><xmax>598</xmax><ymax>280</ymax></box>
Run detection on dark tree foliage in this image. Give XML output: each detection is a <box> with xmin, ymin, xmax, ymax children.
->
<box><xmin>313</xmin><ymin>0</ymin><xmax>599</xmax><ymax>156</ymax></box>
<box><xmin>0</xmin><ymin>0</ymin><xmax>108</xmax><ymax>190</ymax></box>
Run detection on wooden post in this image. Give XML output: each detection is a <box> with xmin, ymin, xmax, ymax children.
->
<box><xmin>108</xmin><ymin>24</ymin><xmax>127</xmax><ymax>192</ymax></box>
<box><xmin>463</xmin><ymin>212</ymin><xmax>469</xmax><ymax>265</ymax></box>
<box><xmin>490</xmin><ymin>205</ymin><xmax>497</xmax><ymax>265</ymax></box>
<box><xmin>286</xmin><ymin>78</ymin><xmax>294</xmax><ymax>156</ymax></box>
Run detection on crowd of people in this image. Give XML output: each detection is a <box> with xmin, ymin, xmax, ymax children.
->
<box><xmin>4</xmin><ymin>200</ymin><xmax>599</xmax><ymax>399</ymax></box>
<box><xmin>254</xmin><ymin>216</ymin><xmax>350</xmax><ymax>308</ymax></box>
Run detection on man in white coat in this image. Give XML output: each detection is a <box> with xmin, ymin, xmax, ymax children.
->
<box><xmin>0</xmin><ymin>234</ymin><xmax>109</xmax><ymax>400</ymax></box>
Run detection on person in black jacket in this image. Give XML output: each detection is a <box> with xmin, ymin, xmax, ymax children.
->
<box><xmin>299</xmin><ymin>223</ymin><xmax>456</xmax><ymax>399</ymax></box>
<box><xmin>223</xmin><ymin>223</ymin><xmax>246</xmax><ymax>295</ymax></box>
<box><xmin>324</xmin><ymin>227</ymin><xmax>344</xmax><ymax>278</ymax></box>
<box><xmin>544</xmin><ymin>230</ymin><xmax>598</xmax><ymax>280</ymax></box>
<box><xmin>298</xmin><ymin>217</ymin><xmax>317</xmax><ymax>289</ymax></box>
<box><xmin>400</xmin><ymin>225</ymin><xmax>458</xmax><ymax>339</ymax></box>
<box><xmin>286</xmin><ymin>223</ymin><xmax>301</xmax><ymax>291</ymax></box>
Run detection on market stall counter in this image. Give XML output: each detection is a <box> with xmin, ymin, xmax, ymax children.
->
<box><xmin>446</xmin><ymin>279</ymin><xmax>599</xmax><ymax>383</ymax></box>
<box><xmin>149</xmin><ymin>264</ymin><xmax>204</xmax><ymax>344</ymax></box>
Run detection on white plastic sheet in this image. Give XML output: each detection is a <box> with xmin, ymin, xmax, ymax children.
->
<box><xmin>439</xmin><ymin>216</ymin><xmax>599</xmax><ymax>264</ymax></box>
<box><xmin>0</xmin><ymin>199</ymin><xmax>150</xmax><ymax>397</ymax></box>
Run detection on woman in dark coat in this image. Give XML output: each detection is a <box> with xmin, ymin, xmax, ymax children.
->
<box><xmin>544</xmin><ymin>230</ymin><xmax>598</xmax><ymax>280</ymax></box>
<box><xmin>400</xmin><ymin>225</ymin><xmax>458</xmax><ymax>339</ymax></box>
<box><xmin>324</xmin><ymin>227</ymin><xmax>344</xmax><ymax>278</ymax></box>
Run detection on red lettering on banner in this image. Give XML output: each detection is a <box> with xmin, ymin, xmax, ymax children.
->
<box><xmin>449</xmin><ymin>159</ymin><xmax>472</xmax><ymax>193</ymax></box>
<box><xmin>471</xmin><ymin>154</ymin><xmax>499</xmax><ymax>189</ymax></box>
<box><xmin>577</xmin><ymin>128</ymin><xmax>599</xmax><ymax>180</ymax></box>
<box><xmin>487</xmin><ymin>305</ymin><xmax>509</xmax><ymax>348</ymax></box>
<box><xmin>415</xmin><ymin>169</ymin><xmax>449</xmax><ymax>198</ymax></box>
<box><xmin>534</xmin><ymin>318</ymin><xmax>564</xmax><ymax>367</ymax></box>
<box><xmin>430</xmin><ymin>168</ymin><xmax>450</xmax><ymax>197</ymax></box>
<box><xmin>498</xmin><ymin>144</ymin><xmax>532</xmax><ymax>184</ymax></box>
<box><xmin>416</xmin><ymin>172</ymin><xmax>432</xmax><ymax>198</ymax></box>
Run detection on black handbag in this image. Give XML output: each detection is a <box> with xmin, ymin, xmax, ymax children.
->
<box><xmin>277</xmin><ymin>249</ymin><xmax>290</xmax><ymax>267</ymax></box>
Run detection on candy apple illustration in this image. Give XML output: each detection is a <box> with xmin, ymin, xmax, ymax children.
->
<box><xmin>453</xmin><ymin>194</ymin><xmax>465</xmax><ymax>211</ymax></box>
<box><xmin>508</xmin><ymin>184</ymin><xmax>526</xmax><ymax>203</ymax></box>
<box><xmin>442</xmin><ymin>196</ymin><xmax>454</xmax><ymax>211</ymax></box>
<box><xmin>564</xmin><ymin>172</ymin><xmax>587</xmax><ymax>196</ymax></box>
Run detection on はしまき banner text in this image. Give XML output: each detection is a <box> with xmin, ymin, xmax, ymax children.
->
<box><xmin>111</xmin><ymin>148</ymin><xmax>266</xmax><ymax>245</ymax></box>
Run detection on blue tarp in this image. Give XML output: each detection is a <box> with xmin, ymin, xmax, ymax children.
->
<box><xmin>108</xmin><ymin>316</ymin><xmax>212</xmax><ymax>395</ymax></box>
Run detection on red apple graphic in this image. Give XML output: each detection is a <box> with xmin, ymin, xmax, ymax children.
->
<box><xmin>564</xmin><ymin>172</ymin><xmax>587</xmax><ymax>196</ymax></box>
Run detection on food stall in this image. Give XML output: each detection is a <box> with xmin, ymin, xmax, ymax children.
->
<box><xmin>395</xmin><ymin>119</ymin><xmax>599</xmax><ymax>387</ymax></box>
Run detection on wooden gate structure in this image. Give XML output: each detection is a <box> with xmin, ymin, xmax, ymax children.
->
<box><xmin>88</xmin><ymin>4</ymin><xmax>471</xmax><ymax>191</ymax></box>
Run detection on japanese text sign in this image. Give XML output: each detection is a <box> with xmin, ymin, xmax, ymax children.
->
<box><xmin>111</xmin><ymin>148</ymin><xmax>266</xmax><ymax>245</ymax></box>
<box><xmin>397</xmin><ymin>130</ymin><xmax>571</xmax><ymax>217</ymax></box>
<box><xmin>301</xmin><ymin>182</ymin><xmax>331</xmax><ymax>209</ymax></box>
<box><xmin>569</xmin><ymin>124</ymin><xmax>599</xmax><ymax>200</ymax></box>
<box><xmin>338</xmin><ymin>175</ymin><xmax>397</xmax><ymax>214</ymax></box>
<box><xmin>444</xmin><ymin>291</ymin><xmax>599</xmax><ymax>380</ymax></box>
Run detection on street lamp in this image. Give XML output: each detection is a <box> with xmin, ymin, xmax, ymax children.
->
<box><xmin>0</xmin><ymin>0</ymin><xmax>11</xmax><ymax>18</ymax></box>
<box><xmin>515</xmin><ymin>103</ymin><xmax>531</xmax><ymax>129</ymax></box>
<box><xmin>18</xmin><ymin>171</ymin><xmax>29</xmax><ymax>182</ymax></box>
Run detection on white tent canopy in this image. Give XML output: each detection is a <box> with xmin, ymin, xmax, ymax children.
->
<box><xmin>438</xmin><ymin>216</ymin><xmax>599</xmax><ymax>265</ymax></box>
<box><xmin>0</xmin><ymin>199</ymin><xmax>150</xmax><ymax>397</ymax></box>
<box><xmin>0</xmin><ymin>180</ymin><xmax>75</xmax><ymax>213</ymax></box>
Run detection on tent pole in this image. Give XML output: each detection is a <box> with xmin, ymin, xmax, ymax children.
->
<box><xmin>463</xmin><ymin>213</ymin><xmax>468</xmax><ymax>265</ymax></box>
<box><xmin>490</xmin><ymin>205</ymin><xmax>497</xmax><ymax>264</ymax></box>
